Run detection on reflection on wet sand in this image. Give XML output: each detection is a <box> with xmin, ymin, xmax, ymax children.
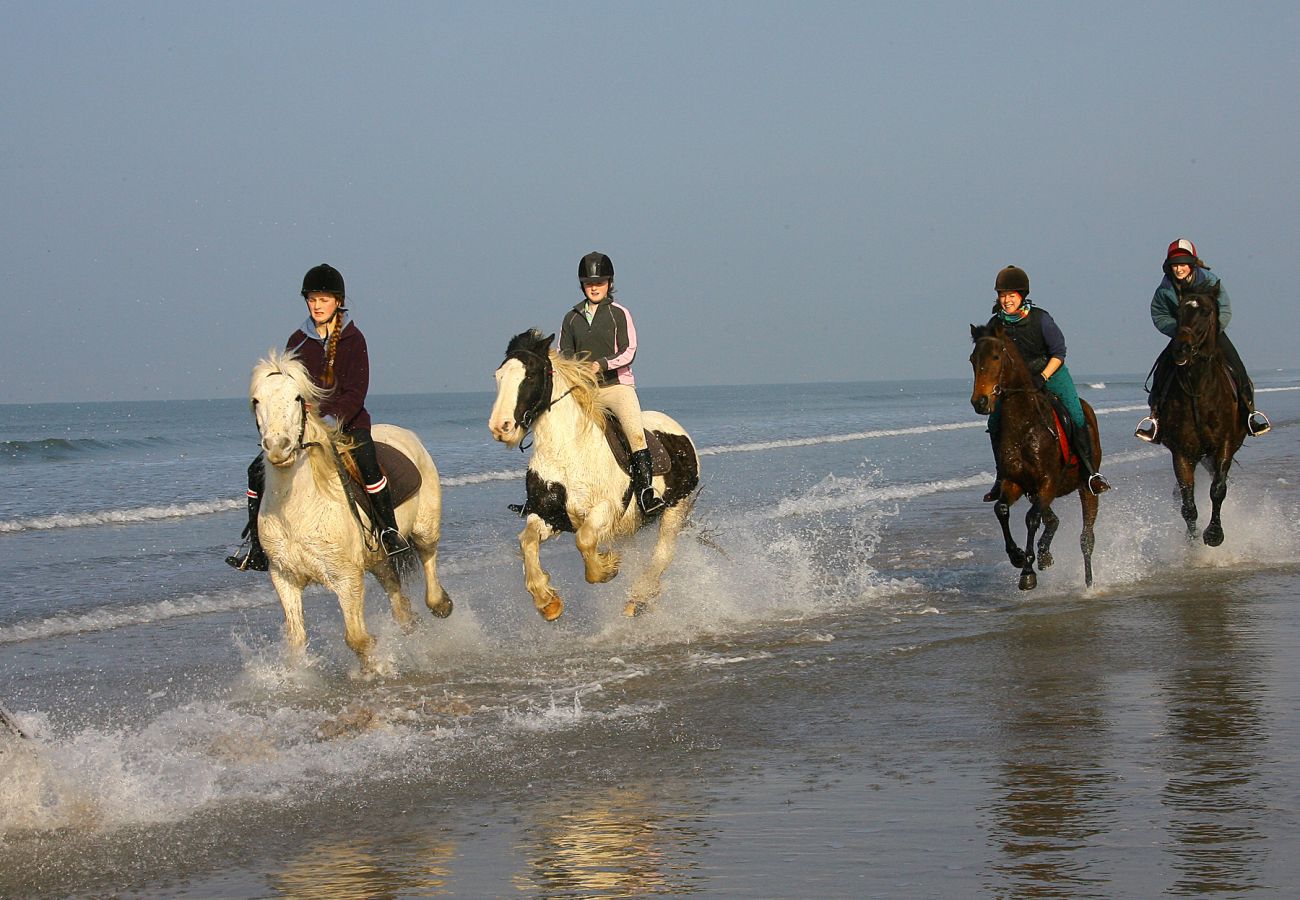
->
<box><xmin>983</xmin><ymin>608</ymin><xmax>1121</xmax><ymax>895</ymax></box>
<box><xmin>268</xmin><ymin>832</ymin><xmax>455</xmax><ymax>899</ymax></box>
<box><xmin>1159</xmin><ymin>594</ymin><xmax>1268</xmax><ymax>894</ymax></box>
<box><xmin>514</xmin><ymin>786</ymin><xmax>709</xmax><ymax>896</ymax></box>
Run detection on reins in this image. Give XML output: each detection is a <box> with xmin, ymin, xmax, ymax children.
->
<box><xmin>503</xmin><ymin>349</ymin><xmax>577</xmax><ymax>451</ymax></box>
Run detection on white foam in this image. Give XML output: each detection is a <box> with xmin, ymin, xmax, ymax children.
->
<box><xmin>0</xmin><ymin>498</ymin><xmax>242</xmax><ymax>533</ymax></box>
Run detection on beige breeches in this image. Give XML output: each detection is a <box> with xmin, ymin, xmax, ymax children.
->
<box><xmin>599</xmin><ymin>383</ymin><xmax>648</xmax><ymax>452</ymax></box>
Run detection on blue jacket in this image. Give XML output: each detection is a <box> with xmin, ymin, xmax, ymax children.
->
<box><xmin>1151</xmin><ymin>268</ymin><xmax>1231</xmax><ymax>338</ymax></box>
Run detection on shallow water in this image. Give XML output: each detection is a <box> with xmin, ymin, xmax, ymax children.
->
<box><xmin>2</xmin><ymin>373</ymin><xmax>1299</xmax><ymax>896</ymax></box>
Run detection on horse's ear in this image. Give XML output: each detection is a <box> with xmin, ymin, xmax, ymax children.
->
<box><xmin>541</xmin><ymin>333</ymin><xmax>556</xmax><ymax>352</ymax></box>
<box><xmin>970</xmin><ymin>323</ymin><xmax>980</xmax><ymax>342</ymax></box>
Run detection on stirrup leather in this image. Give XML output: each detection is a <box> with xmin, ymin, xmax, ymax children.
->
<box><xmin>1134</xmin><ymin>416</ymin><xmax>1158</xmax><ymax>443</ymax></box>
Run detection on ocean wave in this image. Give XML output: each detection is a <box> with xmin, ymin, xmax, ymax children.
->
<box><xmin>1</xmin><ymin>435</ymin><xmax>171</xmax><ymax>463</ymax></box>
<box><xmin>441</xmin><ymin>469</ymin><xmax>523</xmax><ymax>487</ymax></box>
<box><xmin>0</xmin><ymin>498</ymin><xmax>242</xmax><ymax>534</ymax></box>
<box><xmin>0</xmin><ymin>589</ymin><xmax>275</xmax><ymax>645</ymax></box>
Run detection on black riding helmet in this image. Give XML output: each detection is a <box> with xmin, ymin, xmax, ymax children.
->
<box><xmin>994</xmin><ymin>265</ymin><xmax>1030</xmax><ymax>297</ymax></box>
<box><xmin>301</xmin><ymin>263</ymin><xmax>345</xmax><ymax>299</ymax></box>
<box><xmin>578</xmin><ymin>251</ymin><xmax>614</xmax><ymax>284</ymax></box>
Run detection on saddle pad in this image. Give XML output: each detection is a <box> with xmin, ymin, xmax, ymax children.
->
<box><xmin>1048</xmin><ymin>407</ymin><xmax>1077</xmax><ymax>467</ymax></box>
<box><xmin>601</xmin><ymin>414</ymin><xmax>672</xmax><ymax>475</ymax></box>
<box><xmin>375</xmin><ymin>441</ymin><xmax>422</xmax><ymax>506</ymax></box>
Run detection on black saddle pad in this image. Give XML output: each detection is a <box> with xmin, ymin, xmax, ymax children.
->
<box><xmin>374</xmin><ymin>442</ymin><xmax>421</xmax><ymax>507</ymax></box>
<box><xmin>601</xmin><ymin>413</ymin><xmax>671</xmax><ymax>475</ymax></box>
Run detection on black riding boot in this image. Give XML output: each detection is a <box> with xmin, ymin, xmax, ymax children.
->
<box><xmin>225</xmin><ymin>493</ymin><xmax>269</xmax><ymax>571</ymax></box>
<box><xmin>368</xmin><ymin>484</ymin><xmax>411</xmax><ymax>558</ymax></box>
<box><xmin>1072</xmin><ymin>426</ymin><xmax>1110</xmax><ymax>496</ymax></box>
<box><xmin>630</xmin><ymin>448</ymin><xmax>666</xmax><ymax>517</ymax></box>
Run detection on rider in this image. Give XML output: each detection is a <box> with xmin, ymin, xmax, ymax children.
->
<box><xmin>226</xmin><ymin>263</ymin><xmax>409</xmax><ymax>571</ymax></box>
<box><xmin>558</xmin><ymin>251</ymin><xmax>665</xmax><ymax>516</ymax></box>
<box><xmin>983</xmin><ymin>265</ymin><xmax>1111</xmax><ymax>500</ymax></box>
<box><xmin>1135</xmin><ymin>238</ymin><xmax>1270</xmax><ymax>442</ymax></box>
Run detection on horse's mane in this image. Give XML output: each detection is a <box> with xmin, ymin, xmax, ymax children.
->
<box><xmin>549</xmin><ymin>349</ymin><xmax>610</xmax><ymax>425</ymax></box>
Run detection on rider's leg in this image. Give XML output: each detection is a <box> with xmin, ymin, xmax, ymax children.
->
<box><xmin>1048</xmin><ymin>369</ymin><xmax>1110</xmax><ymax>495</ymax></box>
<box><xmin>1218</xmin><ymin>331</ymin><xmax>1270</xmax><ymax>435</ymax></box>
<box><xmin>1136</xmin><ymin>346</ymin><xmax>1170</xmax><ymax>442</ymax></box>
<box><xmin>226</xmin><ymin>455</ymin><xmax>269</xmax><ymax>571</ymax></box>
<box><xmin>348</xmin><ymin>428</ymin><xmax>410</xmax><ymax>556</ymax></box>
<box><xmin>601</xmin><ymin>383</ymin><xmax>665</xmax><ymax>515</ymax></box>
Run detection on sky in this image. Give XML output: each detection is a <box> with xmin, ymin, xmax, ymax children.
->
<box><xmin>3</xmin><ymin>1</ymin><xmax>1297</xmax><ymax>403</ymax></box>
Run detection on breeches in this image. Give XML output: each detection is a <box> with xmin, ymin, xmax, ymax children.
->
<box><xmin>599</xmin><ymin>383</ymin><xmax>648</xmax><ymax>452</ymax></box>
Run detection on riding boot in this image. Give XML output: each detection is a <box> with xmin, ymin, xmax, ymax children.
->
<box><xmin>1238</xmin><ymin>382</ymin><xmax>1272</xmax><ymax>435</ymax></box>
<box><xmin>225</xmin><ymin>493</ymin><xmax>269</xmax><ymax>571</ymax></box>
<box><xmin>1072</xmin><ymin>427</ymin><xmax>1111</xmax><ymax>496</ymax></box>
<box><xmin>630</xmin><ymin>448</ymin><xmax>666</xmax><ymax>517</ymax></box>
<box><xmin>367</xmin><ymin>484</ymin><xmax>411</xmax><ymax>557</ymax></box>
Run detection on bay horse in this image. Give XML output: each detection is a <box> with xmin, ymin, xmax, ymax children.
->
<box><xmin>249</xmin><ymin>350</ymin><xmax>452</xmax><ymax>674</ymax></box>
<box><xmin>488</xmin><ymin>329</ymin><xmax>700</xmax><ymax>620</ymax></box>
<box><xmin>969</xmin><ymin>323</ymin><xmax>1101</xmax><ymax>590</ymax></box>
<box><xmin>1147</xmin><ymin>283</ymin><xmax>1246</xmax><ymax>546</ymax></box>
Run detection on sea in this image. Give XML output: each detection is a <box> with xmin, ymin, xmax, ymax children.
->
<box><xmin>1</xmin><ymin>369</ymin><xmax>1298</xmax><ymax>897</ymax></box>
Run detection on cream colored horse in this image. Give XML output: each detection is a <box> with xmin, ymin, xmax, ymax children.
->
<box><xmin>488</xmin><ymin>330</ymin><xmax>700</xmax><ymax>621</ymax></box>
<box><xmin>250</xmin><ymin>350</ymin><xmax>451</xmax><ymax>673</ymax></box>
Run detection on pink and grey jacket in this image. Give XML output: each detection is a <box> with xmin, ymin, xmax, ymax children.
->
<box><xmin>558</xmin><ymin>299</ymin><xmax>639</xmax><ymax>387</ymax></box>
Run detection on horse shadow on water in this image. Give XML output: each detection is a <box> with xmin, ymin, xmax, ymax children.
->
<box><xmin>1143</xmin><ymin>283</ymin><xmax>1248</xmax><ymax>548</ymax></box>
<box><xmin>249</xmin><ymin>350</ymin><xmax>453</xmax><ymax>677</ymax></box>
<box><xmin>488</xmin><ymin>329</ymin><xmax>701</xmax><ymax>621</ymax></box>
<box><xmin>969</xmin><ymin>323</ymin><xmax>1102</xmax><ymax>591</ymax></box>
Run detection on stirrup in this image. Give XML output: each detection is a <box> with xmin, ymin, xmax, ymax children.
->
<box><xmin>225</xmin><ymin>541</ymin><xmax>268</xmax><ymax>572</ymax></box>
<box><xmin>638</xmin><ymin>489</ymin><xmax>666</xmax><ymax>517</ymax></box>
<box><xmin>1247</xmin><ymin>412</ymin><xmax>1272</xmax><ymax>436</ymax></box>
<box><xmin>1134</xmin><ymin>416</ymin><xmax>1158</xmax><ymax>443</ymax></box>
<box><xmin>1087</xmin><ymin>473</ymin><xmax>1111</xmax><ymax>496</ymax></box>
<box><xmin>378</xmin><ymin>527</ymin><xmax>411</xmax><ymax>557</ymax></box>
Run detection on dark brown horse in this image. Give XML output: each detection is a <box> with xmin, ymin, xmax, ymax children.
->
<box><xmin>1149</xmin><ymin>283</ymin><xmax>1245</xmax><ymax>546</ymax></box>
<box><xmin>970</xmin><ymin>323</ymin><xmax>1101</xmax><ymax>590</ymax></box>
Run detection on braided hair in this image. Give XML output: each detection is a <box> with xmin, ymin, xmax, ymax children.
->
<box><xmin>320</xmin><ymin>306</ymin><xmax>344</xmax><ymax>389</ymax></box>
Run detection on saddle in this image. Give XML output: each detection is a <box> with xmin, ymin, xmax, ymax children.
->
<box><xmin>601</xmin><ymin>412</ymin><xmax>672</xmax><ymax>475</ymax></box>
<box><xmin>340</xmin><ymin>441</ymin><xmax>422</xmax><ymax>508</ymax></box>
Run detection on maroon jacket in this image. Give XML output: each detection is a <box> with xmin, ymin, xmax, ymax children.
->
<box><xmin>286</xmin><ymin>314</ymin><xmax>372</xmax><ymax>431</ymax></box>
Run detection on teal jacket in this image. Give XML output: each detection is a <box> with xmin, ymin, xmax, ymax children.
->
<box><xmin>1151</xmin><ymin>268</ymin><xmax>1231</xmax><ymax>338</ymax></box>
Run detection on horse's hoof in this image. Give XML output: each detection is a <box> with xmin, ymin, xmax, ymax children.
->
<box><xmin>1038</xmin><ymin>551</ymin><xmax>1054</xmax><ymax>570</ymax></box>
<box><xmin>428</xmin><ymin>592</ymin><xmax>453</xmax><ymax>619</ymax></box>
<box><xmin>1203</xmin><ymin>526</ymin><xmax>1224</xmax><ymax>547</ymax></box>
<box><xmin>1019</xmin><ymin>572</ymin><xmax>1037</xmax><ymax>591</ymax></box>
<box><xmin>623</xmin><ymin>599</ymin><xmax>648</xmax><ymax>617</ymax></box>
<box><xmin>538</xmin><ymin>595</ymin><xmax>563</xmax><ymax>622</ymax></box>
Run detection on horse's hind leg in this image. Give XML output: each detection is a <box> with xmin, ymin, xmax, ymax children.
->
<box><xmin>521</xmin><ymin>515</ymin><xmax>563</xmax><ymax>621</ymax></box>
<box><xmin>1078</xmin><ymin>488</ymin><xmax>1098</xmax><ymax>588</ymax></box>
<box><xmin>1173</xmin><ymin>454</ymin><xmax>1199</xmax><ymax>542</ymax></box>
<box><xmin>418</xmin><ymin>539</ymin><xmax>453</xmax><ymax>619</ymax></box>
<box><xmin>1203</xmin><ymin>455</ymin><xmax>1232</xmax><ymax>547</ymax></box>
<box><xmin>626</xmin><ymin>493</ymin><xmax>694</xmax><ymax>617</ymax></box>
<box><xmin>1036</xmin><ymin>504</ymin><xmax>1060</xmax><ymax>570</ymax></box>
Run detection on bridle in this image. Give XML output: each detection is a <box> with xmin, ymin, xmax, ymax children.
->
<box><xmin>253</xmin><ymin>372</ymin><xmax>319</xmax><ymax>452</ymax></box>
<box><xmin>500</xmin><ymin>349</ymin><xmax>576</xmax><ymax>451</ymax></box>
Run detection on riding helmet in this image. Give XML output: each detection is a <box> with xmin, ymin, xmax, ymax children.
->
<box><xmin>578</xmin><ymin>251</ymin><xmax>615</xmax><ymax>284</ymax></box>
<box><xmin>301</xmin><ymin>263</ymin><xmax>346</xmax><ymax>299</ymax></box>
<box><xmin>1165</xmin><ymin>238</ymin><xmax>1197</xmax><ymax>265</ymax></box>
<box><xmin>994</xmin><ymin>265</ymin><xmax>1030</xmax><ymax>297</ymax></box>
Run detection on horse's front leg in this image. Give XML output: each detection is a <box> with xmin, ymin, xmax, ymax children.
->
<box><xmin>1172</xmin><ymin>453</ymin><xmax>1199</xmax><ymax>542</ymax></box>
<box><xmin>270</xmin><ymin>565</ymin><xmax>310</xmax><ymax>665</ymax></box>
<box><xmin>994</xmin><ymin>489</ymin><xmax>1026</xmax><ymax>570</ymax></box>
<box><xmin>575</xmin><ymin>502</ymin><xmax>620</xmax><ymax>585</ymax></box>
<box><xmin>331</xmin><ymin>572</ymin><xmax>378</xmax><ymax>675</ymax></box>
<box><xmin>1203</xmin><ymin>454</ymin><xmax>1233</xmax><ymax>547</ymax></box>
<box><xmin>626</xmin><ymin>493</ymin><xmax>694</xmax><ymax>617</ymax></box>
<box><xmin>1019</xmin><ymin>499</ymin><xmax>1042</xmax><ymax>591</ymax></box>
<box><xmin>520</xmin><ymin>514</ymin><xmax>563</xmax><ymax>621</ymax></box>
<box><xmin>1036</xmin><ymin>503</ymin><xmax>1060</xmax><ymax>570</ymax></box>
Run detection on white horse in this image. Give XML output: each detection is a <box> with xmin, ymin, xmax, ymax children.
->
<box><xmin>249</xmin><ymin>350</ymin><xmax>452</xmax><ymax>673</ymax></box>
<box><xmin>488</xmin><ymin>329</ymin><xmax>700</xmax><ymax>620</ymax></box>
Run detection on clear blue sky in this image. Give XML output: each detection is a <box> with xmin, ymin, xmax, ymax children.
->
<box><xmin>3</xmin><ymin>1</ymin><xmax>1297</xmax><ymax>402</ymax></box>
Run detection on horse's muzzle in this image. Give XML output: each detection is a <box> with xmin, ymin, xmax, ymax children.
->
<box><xmin>262</xmin><ymin>435</ymin><xmax>296</xmax><ymax>466</ymax></box>
<box><xmin>489</xmin><ymin>419</ymin><xmax>521</xmax><ymax>446</ymax></box>
<box><xmin>972</xmin><ymin>395</ymin><xmax>992</xmax><ymax>416</ymax></box>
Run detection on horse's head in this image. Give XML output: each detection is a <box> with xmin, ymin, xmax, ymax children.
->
<box><xmin>969</xmin><ymin>322</ymin><xmax>1028</xmax><ymax>415</ymax></box>
<box><xmin>1172</xmin><ymin>282</ymin><xmax>1221</xmax><ymax>367</ymax></box>
<box><xmin>249</xmin><ymin>350</ymin><xmax>323</xmax><ymax>466</ymax></box>
<box><xmin>489</xmin><ymin>329</ymin><xmax>556</xmax><ymax>447</ymax></box>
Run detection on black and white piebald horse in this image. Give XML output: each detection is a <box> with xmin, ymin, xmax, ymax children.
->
<box><xmin>488</xmin><ymin>329</ymin><xmax>700</xmax><ymax>620</ymax></box>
